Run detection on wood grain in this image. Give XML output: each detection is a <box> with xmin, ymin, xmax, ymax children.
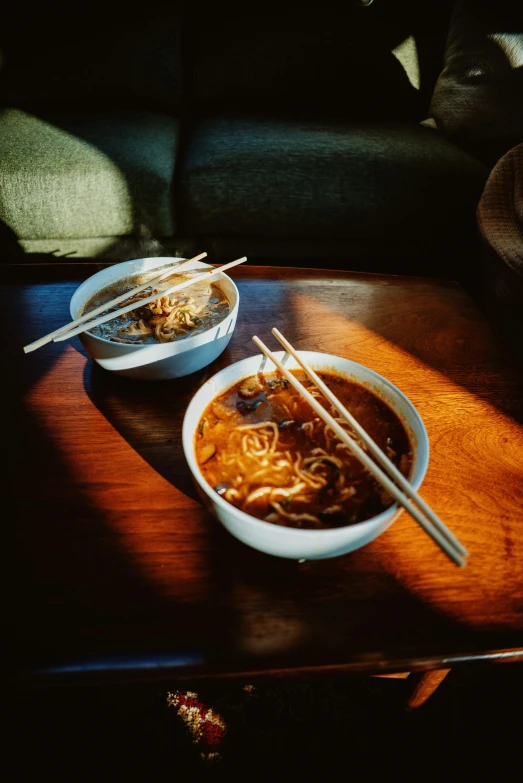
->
<box><xmin>6</xmin><ymin>263</ymin><xmax>523</xmax><ymax>688</ymax></box>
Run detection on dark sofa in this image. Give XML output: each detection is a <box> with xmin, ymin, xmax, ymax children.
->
<box><xmin>0</xmin><ymin>0</ymin><xmax>520</xmax><ymax>277</ymax></box>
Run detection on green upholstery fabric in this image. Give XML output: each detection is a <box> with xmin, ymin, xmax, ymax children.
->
<box><xmin>14</xmin><ymin>237</ymin><xmax>194</xmax><ymax>262</ymax></box>
<box><xmin>0</xmin><ymin>3</ymin><xmax>183</xmax><ymax>114</ymax></box>
<box><xmin>0</xmin><ymin>109</ymin><xmax>179</xmax><ymax>239</ymax></box>
<box><xmin>186</xmin><ymin>1</ymin><xmax>454</xmax><ymax>121</ymax></box>
<box><xmin>179</xmin><ymin>117</ymin><xmax>488</xmax><ymax>244</ymax></box>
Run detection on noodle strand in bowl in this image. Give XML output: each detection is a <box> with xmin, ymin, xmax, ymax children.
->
<box><xmin>195</xmin><ymin>370</ymin><xmax>414</xmax><ymax>530</ymax></box>
<box><xmin>83</xmin><ymin>274</ymin><xmax>230</xmax><ymax>345</ymax></box>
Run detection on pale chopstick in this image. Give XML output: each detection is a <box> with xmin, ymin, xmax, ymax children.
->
<box><xmin>23</xmin><ymin>252</ymin><xmax>208</xmax><ymax>354</ymax></box>
<box><xmin>252</xmin><ymin>335</ymin><xmax>467</xmax><ymax>568</ymax></box>
<box><xmin>271</xmin><ymin>328</ymin><xmax>469</xmax><ymax>559</ymax></box>
<box><xmin>54</xmin><ymin>256</ymin><xmax>247</xmax><ymax>343</ymax></box>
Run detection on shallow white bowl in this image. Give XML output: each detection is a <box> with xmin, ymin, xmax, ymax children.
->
<box><xmin>182</xmin><ymin>351</ymin><xmax>429</xmax><ymax>560</ymax></box>
<box><xmin>69</xmin><ymin>257</ymin><xmax>239</xmax><ymax>380</ymax></box>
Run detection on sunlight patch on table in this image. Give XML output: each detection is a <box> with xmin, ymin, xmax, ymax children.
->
<box><xmin>288</xmin><ymin>292</ymin><xmax>523</xmax><ymax>627</ymax></box>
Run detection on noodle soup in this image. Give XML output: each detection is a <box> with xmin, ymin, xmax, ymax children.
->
<box><xmin>70</xmin><ymin>257</ymin><xmax>239</xmax><ymax>379</ymax></box>
<box><xmin>82</xmin><ymin>271</ymin><xmax>230</xmax><ymax>345</ymax></box>
<box><xmin>194</xmin><ymin>370</ymin><xmax>413</xmax><ymax>530</ymax></box>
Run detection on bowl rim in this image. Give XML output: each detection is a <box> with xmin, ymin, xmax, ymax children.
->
<box><xmin>182</xmin><ymin>350</ymin><xmax>430</xmax><ymax>539</ymax></box>
<box><xmin>69</xmin><ymin>256</ymin><xmax>239</xmax><ymax>350</ymax></box>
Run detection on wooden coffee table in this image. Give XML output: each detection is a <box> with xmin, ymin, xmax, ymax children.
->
<box><xmin>7</xmin><ymin>262</ymin><xmax>523</xmax><ymax>706</ymax></box>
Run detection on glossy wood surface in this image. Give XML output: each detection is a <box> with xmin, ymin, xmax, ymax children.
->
<box><xmin>7</xmin><ymin>263</ymin><xmax>523</xmax><ymax>687</ymax></box>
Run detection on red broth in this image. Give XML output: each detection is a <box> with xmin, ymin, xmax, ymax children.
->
<box><xmin>195</xmin><ymin>370</ymin><xmax>413</xmax><ymax>529</ymax></box>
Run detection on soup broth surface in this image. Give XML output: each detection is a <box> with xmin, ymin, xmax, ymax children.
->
<box><xmin>82</xmin><ymin>270</ymin><xmax>230</xmax><ymax>344</ymax></box>
<box><xmin>195</xmin><ymin>370</ymin><xmax>413</xmax><ymax>530</ymax></box>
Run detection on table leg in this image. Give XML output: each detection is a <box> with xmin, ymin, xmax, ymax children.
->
<box><xmin>406</xmin><ymin>668</ymin><xmax>452</xmax><ymax>709</ymax></box>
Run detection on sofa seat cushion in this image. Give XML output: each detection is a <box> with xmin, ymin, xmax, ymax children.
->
<box><xmin>0</xmin><ymin>109</ymin><xmax>179</xmax><ymax>240</ymax></box>
<box><xmin>179</xmin><ymin>117</ymin><xmax>488</xmax><ymax>246</ymax></box>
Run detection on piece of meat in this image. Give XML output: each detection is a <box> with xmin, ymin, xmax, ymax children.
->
<box><xmin>239</xmin><ymin>374</ymin><xmax>265</xmax><ymax>398</ymax></box>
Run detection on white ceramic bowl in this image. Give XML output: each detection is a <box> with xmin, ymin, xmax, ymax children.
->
<box><xmin>182</xmin><ymin>351</ymin><xmax>429</xmax><ymax>560</ymax></box>
<box><xmin>69</xmin><ymin>257</ymin><xmax>239</xmax><ymax>380</ymax></box>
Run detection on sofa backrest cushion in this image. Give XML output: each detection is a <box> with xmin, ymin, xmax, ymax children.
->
<box><xmin>0</xmin><ymin>1</ymin><xmax>183</xmax><ymax>114</ymax></box>
<box><xmin>185</xmin><ymin>0</ymin><xmax>453</xmax><ymax>121</ymax></box>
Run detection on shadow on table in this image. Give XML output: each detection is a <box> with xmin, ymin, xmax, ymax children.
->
<box><xmin>10</xmin><ymin>348</ymin><xmax>228</xmax><ymax>685</ymax></box>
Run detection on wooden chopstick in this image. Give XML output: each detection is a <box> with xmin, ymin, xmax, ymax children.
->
<box><xmin>23</xmin><ymin>252</ymin><xmax>208</xmax><ymax>354</ymax></box>
<box><xmin>252</xmin><ymin>334</ymin><xmax>467</xmax><ymax>567</ymax></box>
<box><xmin>53</xmin><ymin>256</ymin><xmax>247</xmax><ymax>343</ymax></box>
<box><xmin>271</xmin><ymin>328</ymin><xmax>469</xmax><ymax>559</ymax></box>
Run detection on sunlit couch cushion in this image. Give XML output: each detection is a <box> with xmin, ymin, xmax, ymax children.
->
<box><xmin>0</xmin><ymin>109</ymin><xmax>179</xmax><ymax>239</ymax></box>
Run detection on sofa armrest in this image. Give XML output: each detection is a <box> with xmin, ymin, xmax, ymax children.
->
<box><xmin>425</xmin><ymin>1</ymin><xmax>523</xmax><ymax>167</ymax></box>
<box><xmin>476</xmin><ymin>143</ymin><xmax>523</xmax><ymax>352</ymax></box>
